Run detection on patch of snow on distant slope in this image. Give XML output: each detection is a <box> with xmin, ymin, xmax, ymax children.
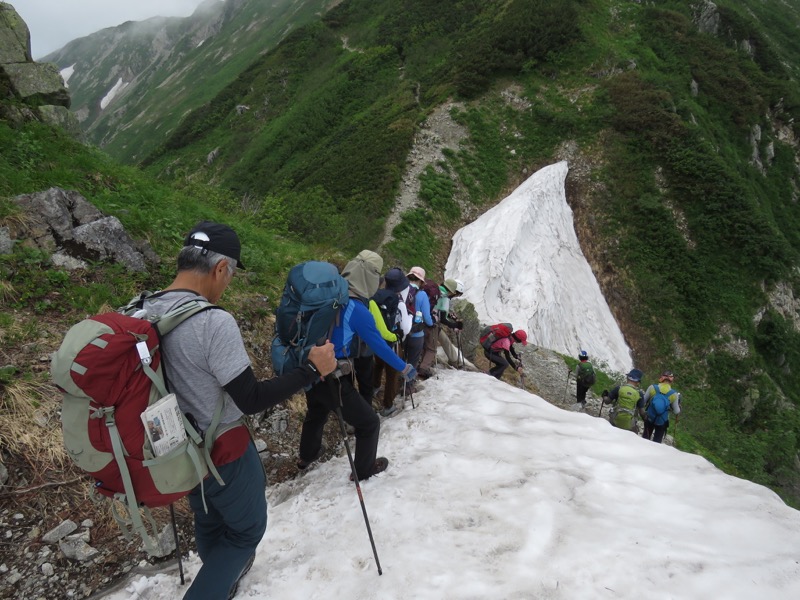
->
<box><xmin>100</xmin><ymin>78</ymin><xmax>129</xmax><ymax>110</ymax></box>
<box><xmin>446</xmin><ymin>161</ymin><xmax>632</xmax><ymax>373</ymax></box>
<box><xmin>59</xmin><ymin>64</ymin><xmax>75</xmax><ymax>87</ymax></box>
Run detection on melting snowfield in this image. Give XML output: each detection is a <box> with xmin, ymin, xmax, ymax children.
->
<box><xmin>446</xmin><ymin>161</ymin><xmax>632</xmax><ymax>373</ymax></box>
<box><xmin>105</xmin><ymin>372</ymin><xmax>800</xmax><ymax>600</ymax></box>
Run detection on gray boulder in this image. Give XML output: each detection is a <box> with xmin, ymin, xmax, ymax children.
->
<box><xmin>72</xmin><ymin>216</ymin><xmax>149</xmax><ymax>272</ymax></box>
<box><xmin>13</xmin><ymin>187</ymin><xmax>103</xmax><ymax>252</ymax></box>
<box><xmin>11</xmin><ymin>187</ymin><xmax>158</xmax><ymax>272</ymax></box>
<box><xmin>0</xmin><ymin>2</ymin><xmax>32</xmax><ymax>63</ymax></box>
<box><xmin>2</xmin><ymin>62</ymin><xmax>71</xmax><ymax>107</ymax></box>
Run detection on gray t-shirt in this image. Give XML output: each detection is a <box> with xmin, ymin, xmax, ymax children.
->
<box><xmin>141</xmin><ymin>291</ymin><xmax>250</xmax><ymax>431</ymax></box>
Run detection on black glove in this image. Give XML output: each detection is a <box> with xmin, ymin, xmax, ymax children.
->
<box><xmin>602</xmin><ymin>390</ymin><xmax>609</xmax><ymax>397</ymax></box>
<box><xmin>454</xmin><ymin>320</ymin><xmax>464</xmax><ymax>330</ymax></box>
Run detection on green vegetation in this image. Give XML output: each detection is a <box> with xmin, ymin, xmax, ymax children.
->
<box><xmin>5</xmin><ymin>0</ymin><xmax>800</xmax><ymax>506</ymax></box>
<box><xmin>0</xmin><ymin>120</ymin><xmax>316</xmax><ymax>318</ymax></box>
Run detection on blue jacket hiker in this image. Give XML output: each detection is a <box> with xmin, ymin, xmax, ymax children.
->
<box><xmin>298</xmin><ymin>250</ymin><xmax>416</xmax><ymax>481</ymax></box>
<box><xmin>642</xmin><ymin>371</ymin><xmax>681</xmax><ymax>444</ymax></box>
<box><xmin>403</xmin><ymin>266</ymin><xmax>433</xmax><ymax>373</ymax></box>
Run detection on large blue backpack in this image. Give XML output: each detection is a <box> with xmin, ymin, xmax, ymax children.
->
<box><xmin>271</xmin><ymin>261</ymin><xmax>349</xmax><ymax>375</ymax></box>
<box><xmin>646</xmin><ymin>385</ymin><xmax>676</xmax><ymax>426</ymax></box>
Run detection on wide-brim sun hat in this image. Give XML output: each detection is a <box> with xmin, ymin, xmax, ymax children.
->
<box><xmin>626</xmin><ymin>369</ymin><xmax>643</xmax><ymax>382</ymax></box>
<box><xmin>384</xmin><ymin>267</ymin><xmax>409</xmax><ymax>293</ymax></box>
<box><xmin>407</xmin><ymin>266</ymin><xmax>426</xmax><ymax>281</ymax></box>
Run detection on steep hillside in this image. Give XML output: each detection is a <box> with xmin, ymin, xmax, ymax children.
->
<box><xmin>134</xmin><ymin>0</ymin><xmax>800</xmax><ymax>505</ymax></box>
<box><xmin>42</xmin><ymin>0</ymin><xmax>336</xmax><ymax>163</ymax></box>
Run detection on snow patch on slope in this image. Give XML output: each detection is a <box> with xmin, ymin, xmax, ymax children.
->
<box><xmin>100</xmin><ymin>78</ymin><xmax>129</xmax><ymax>110</ymax></box>
<box><xmin>446</xmin><ymin>161</ymin><xmax>632</xmax><ymax>373</ymax></box>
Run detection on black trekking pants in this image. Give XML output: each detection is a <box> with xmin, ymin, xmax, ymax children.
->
<box><xmin>300</xmin><ymin>376</ymin><xmax>380</xmax><ymax>480</ymax></box>
<box><xmin>576</xmin><ymin>383</ymin><xmax>590</xmax><ymax>404</ymax></box>
<box><xmin>485</xmin><ymin>350</ymin><xmax>510</xmax><ymax>380</ymax></box>
<box><xmin>642</xmin><ymin>419</ymin><xmax>668</xmax><ymax>443</ymax></box>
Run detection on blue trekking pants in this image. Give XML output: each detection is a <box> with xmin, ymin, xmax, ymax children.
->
<box><xmin>184</xmin><ymin>442</ymin><xmax>267</xmax><ymax>600</ymax></box>
<box><xmin>404</xmin><ymin>335</ymin><xmax>425</xmax><ymax>370</ymax></box>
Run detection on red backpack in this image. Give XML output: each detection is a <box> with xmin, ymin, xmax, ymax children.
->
<box><xmin>51</xmin><ymin>295</ymin><xmax>225</xmax><ymax>555</ymax></box>
<box><xmin>421</xmin><ymin>278</ymin><xmax>442</xmax><ymax>307</ymax></box>
<box><xmin>479</xmin><ymin>323</ymin><xmax>513</xmax><ymax>350</ymax></box>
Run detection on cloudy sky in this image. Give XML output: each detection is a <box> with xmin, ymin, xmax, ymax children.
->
<box><xmin>13</xmin><ymin>0</ymin><xmax>209</xmax><ymax>59</ymax></box>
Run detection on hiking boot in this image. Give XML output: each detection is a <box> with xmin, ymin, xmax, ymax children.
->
<box><xmin>227</xmin><ymin>552</ymin><xmax>255</xmax><ymax>599</ymax></box>
<box><xmin>349</xmin><ymin>457</ymin><xmax>389</xmax><ymax>481</ymax></box>
<box><xmin>297</xmin><ymin>443</ymin><xmax>326</xmax><ymax>470</ymax></box>
<box><xmin>380</xmin><ymin>405</ymin><xmax>399</xmax><ymax>418</ymax></box>
<box><xmin>417</xmin><ymin>368</ymin><xmax>433</xmax><ymax>380</ymax></box>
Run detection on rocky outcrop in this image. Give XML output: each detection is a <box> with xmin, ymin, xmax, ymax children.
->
<box><xmin>0</xmin><ymin>2</ymin><xmax>78</xmax><ymax>133</ymax></box>
<box><xmin>693</xmin><ymin>0</ymin><xmax>720</xmax><ymax>35</ymax></box>
<box><xmin>4</xmin><ymin>187</ymin><xmax>159</xmax><ymax>273</ymax></box>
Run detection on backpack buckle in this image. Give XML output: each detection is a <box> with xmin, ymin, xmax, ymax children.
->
<box><xmin>135</xmin><ymin>341</ymin><xmax>152</xmax><ymax>366</ymax></box>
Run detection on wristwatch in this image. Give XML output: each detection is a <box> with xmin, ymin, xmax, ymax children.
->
<box><xmin>307</xmin><ymin>362</ymin><xmax>320</xmax><ymax>376</ymax></box>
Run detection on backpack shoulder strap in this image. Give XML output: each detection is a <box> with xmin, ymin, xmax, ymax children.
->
<box><xmin>154</xmin><ymin>299</ymin><xmax>221</xmax><ymax>336</ymax></box>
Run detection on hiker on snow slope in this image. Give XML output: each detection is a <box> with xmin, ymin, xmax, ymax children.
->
<box><xmin>371</xmin><ymin>267</ymin><xmax>411</xmax><ymax>417</ymax></box>
<box><xmin>404</xmin><ymin>266</ymin><xmax>433</xmax><ymax>377</ymax></box>
<box><xmin>602</xmin><ymin>368</ymin><xmax>645</xmax><ymax>432</ymax></box>
<box><xmin>485</xmin><ymin>326</ymin><xmax>528</xmax><ymax>380</ymax></box>
<box><xmin>139</xmin><ymin>221</ymin><xmax>336</xmax><ymax>600</ymax></box>
<box><xmin>572</xmin><ymin>350</ymin><xmax>595</xmax><ymax>411</ymax></box>
<box><xmin>298</xmin><ymin>250</ymin><xmax>417</xmax><ymax>481</ymax></box>
<box><xmin>642</xmin><ymin>370</ymin><xmax>681</xmax><ymax>444</ymax></box>
<box><xmin>433</xmin><ymin>278</ymin><xmax>466</xmax><ymax>368</ymax></box>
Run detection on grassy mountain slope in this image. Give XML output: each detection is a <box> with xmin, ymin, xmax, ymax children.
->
<box><xmin>42</xmin><ymin>0</ymin><xmax>335</xmax><ymax>163</ymax></box>
<box><xmin>135</xmin><ymin>0</ymin><xmax>800</xmax><ymax>505</ymax></box>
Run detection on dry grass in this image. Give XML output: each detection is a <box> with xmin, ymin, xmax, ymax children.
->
<box><xmin>0</xmin><ymin>279</ymin><xmax>17</xmax><ymax>305</ymax></box>
<box><xmin>0</xmin><ymin>378</ymin><xmax>68</xmax><ymax>468</ymax></box>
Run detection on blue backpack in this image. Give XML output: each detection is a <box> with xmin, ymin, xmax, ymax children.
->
<box><xmin>646</xmin><ymin>386</ymin><xmax>676</xmax><ymax>426</ymax></box>
<box><xmin>271</xmin><ymin>261</ymin><xmax>349</xmax><ymax>375</ymax></box>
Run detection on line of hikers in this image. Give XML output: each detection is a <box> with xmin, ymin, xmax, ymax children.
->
<box><xmin>310</xmin><ymin>256</ymin><xmax>470</xmax><ymax>423</ymax></box>
<box><xmin>56</xmin><ymin>219</ymin><xmax>680</xmax><ymax>599</ymax></box>
<box><xmin>571</xmin><ymin>352</ymin><xmax>682</xmax><ymax>443</ymax></box>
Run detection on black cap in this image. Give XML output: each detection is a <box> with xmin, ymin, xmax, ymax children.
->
<box><xmin>184</xmin><ymin>221</ymin><xmax>245</xmax><ymax>269</ymax></box>
<box><xmin>384</xmin><ymin>267</ymin><xmax>409</xmax><ymax>293</ymax></box>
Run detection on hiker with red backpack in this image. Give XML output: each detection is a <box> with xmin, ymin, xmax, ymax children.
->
<box><xmin>415</xmin><ymin>274</ymin><xmax>444</xmax><ymax>379</ymax></box>
<box><xmin>124</xmin><ymin>222</ymin><xmax>336</xmax><ymax>600</ymax></box>
<box><xmin>642</xmin><ymin>371</ymin><xmax>681</xmax><ymax>443</ymax></box>
<box><xmin>482</xmin><ymin>324</ymin><xmax>528</xmax><ymax>380</ymax></box>
<box><xmin>298</xmin><ymin>251</ymin><xmax>417</xmax><ymax>481</ymax></box>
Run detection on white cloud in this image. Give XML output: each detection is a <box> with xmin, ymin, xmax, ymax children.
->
<box><xmin>13</xmin><ymin>0</ymin><xmax>212</xmax><ymax>59</ymax></box>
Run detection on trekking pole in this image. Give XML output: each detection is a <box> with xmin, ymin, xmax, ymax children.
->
<box><xmin>519</xmin><ymin>372</ymin><xmax>526</xmax><ymax>389</ymax></box>
<box><xmin>597</xmin><ymin>396</ymin><xmax>604</xmax><ymax>418</ymax></box>
<box><xmin>433</xmin><ymin>324</ymin><xmax>440</xmax><ymax>378</ymax></box>
<box><xmin>563</xmin><ymin>369</ymin><xmax>571</xmax><ymax>404</ymax></box>
<box><xmin>456</xmin><ymin>331</ymin><xmax>465</xmax><ymax>369</ymax></box>
<box><xmin>328</xmin><ymin>378</ymin><xmax>383</xmax><ymax>576</ymax></box>
<box><xmin>169</xmin><ymin>504</ymin><xmax>185</xmax><ymax>585</ymax></box>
